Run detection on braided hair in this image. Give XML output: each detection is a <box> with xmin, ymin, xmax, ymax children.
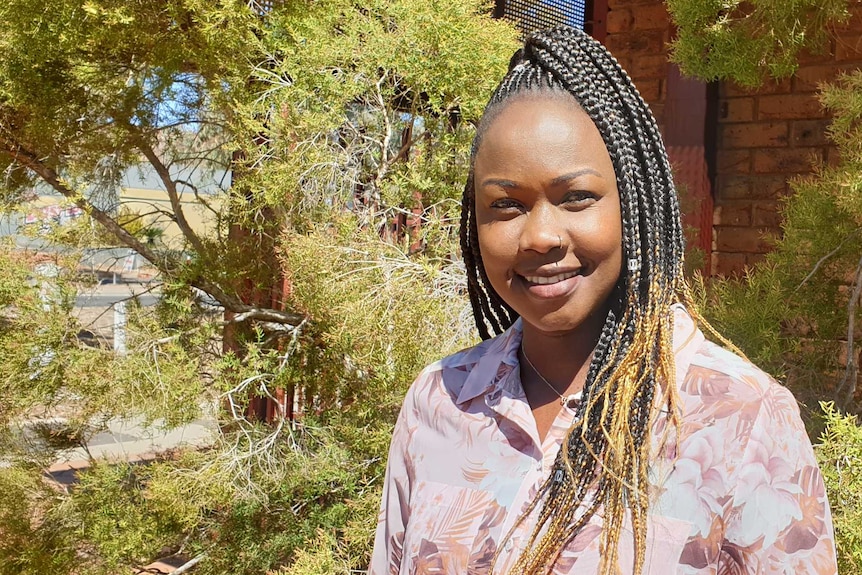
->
<box><xmin>460</xmin><ymin>26</ymin><xmax>697</xmax><ymax>575</ymax></box>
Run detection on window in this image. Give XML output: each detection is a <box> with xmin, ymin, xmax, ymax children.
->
<box><xmin>497</xmin><ymin>0</ymin><xmax>587</xmax><ymax>36</ymax></box>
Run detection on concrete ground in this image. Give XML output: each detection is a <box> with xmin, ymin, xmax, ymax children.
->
<box><xmin>46</xmin><ymin>413</ymin><xmax>218</xmax><ymax>485</ymax></box>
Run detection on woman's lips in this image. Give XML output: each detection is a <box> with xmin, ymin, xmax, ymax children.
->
<box><xmin>519</xmin><ymin>270</ymin><xmax>583</xmax><ymax>298</ymax></box>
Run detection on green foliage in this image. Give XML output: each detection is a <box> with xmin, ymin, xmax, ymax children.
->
<box><xmin>667</xmin><ymin>0</ymin><xmax>851</xmax><ymax>87</ymax></box>
<box><xmin>817</xmin><ymin>402</ymin><xmax>862</xmax><ymax>573</ymax></box>
<box><xmin>93</xmin><ymin>207</ymin><xmax>164</xmax><ymax>247</ymax></box>
<box><xmin>70</xmin><ymin>462</ymin><xmax>194</xmax><ymax>569</ymax></box>
<box><xmin>674</xmin><ymin>14</ymin><xmax>862</xmax><ymax>565</ymax></box>
<box><xmin>233</xmin><ymin>0</ymin><xmax>516</xmax><ymax>231</ymax></box>
<box><xmin>0</xmin><ymin>0</ymin><xmax>256</xmax><ymax>168</ymax></box>
<box><xmin>194</xmin><ymin>422</ymin><xmax>382</xmax><ymax>575</ymax></box>
<box><xmin>0</xmin><ymin>465</ymin><xmax>76</xmax><ymax>575</ymax></box>
<box><xmin>280</xmin><ymin>220</ymin><xmax>474</xmax><ymax>414</ymax></box>
<box><xmin>691</xmin><ymin>265</ymin><xmax>790</xmax><ymax>375</ymax></box>
<box><xmin>0</xmin><ymin>1</ymin><xmax>517</xmax><ymax>573</ymax></box>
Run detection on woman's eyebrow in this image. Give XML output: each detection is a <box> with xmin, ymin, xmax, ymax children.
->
<box><xmin>550</xmin><ymin>169</ymin><xmax>603</xmax><ymax>185</ymax></box>
<box><xmin>479</xmin><ymin>178</ymin><xmax>517</xmax><ymax>189</ymax></box>
<box><xmin>480</xmin><ymin>169</ymin><xmax>604</xmax><ymax>190</ymax></box>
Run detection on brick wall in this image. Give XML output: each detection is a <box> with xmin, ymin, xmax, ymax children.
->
<box><xmin>713</xmin><ymin>11</ymin><xmax>862</xmax><ymax>275</ymax></box>
<box><xmin>604</xmin><ymin>0</ymin><xmax>862</xmax><ymax>276</ymax></box>
<box><xmin>605</xmin><ymin>0</ymin><xmax>672</xmax><ymax>125</ymax></box>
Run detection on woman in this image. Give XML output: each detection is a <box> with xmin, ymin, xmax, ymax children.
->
<box><xmin>370</xmin><ymin>26</ymin><xmax>836</xmax><ymax>575</ymax></box>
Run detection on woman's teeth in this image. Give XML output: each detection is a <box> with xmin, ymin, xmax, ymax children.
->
<box><xmin>523</xmin><ymin>271</ymin><xmax>579</xmax><ymax>285</ymax></box>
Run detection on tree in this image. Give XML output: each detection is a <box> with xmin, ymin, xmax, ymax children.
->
<box><xmin>0</xmin><ymin>1</ymin><xmax>518</xmax><ymax>573</ymax></box>
<box><xmin>667</xmin><ymin>0</ymin><xmax>851</xmax><ymax>87</ymax></box>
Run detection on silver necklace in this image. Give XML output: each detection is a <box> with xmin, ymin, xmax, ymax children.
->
<box><xmin>520</xmin><ymin>344</ymin><xmax>581</xmax><ymax>409</ymax></box>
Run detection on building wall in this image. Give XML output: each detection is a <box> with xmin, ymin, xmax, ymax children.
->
<box><xmin>602</xmin><ymin>0</ymin><xmax>862</xmax><ymax>275</ymax></box>
<box><xmin>713</xmin><ymin>12</ymin><xmax>862</xmax><ymax>275</ymax></box>
<box><xmin>605</xmin><ymin>0</ymin><xmax>672</xmax><ymax>126</ymax></box>
<box><xmin>120</xmin><ymin>187</ymin><xmax>222</xmax><ymax>246</ymax></box>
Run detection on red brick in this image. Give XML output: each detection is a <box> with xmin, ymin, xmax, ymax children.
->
<box><xmin>723</xmin><ymin>77</ymin><xmax>792</xmax><ymax>97</ymax></box>
<box><xmin>825</xmin><ymin>145</ymin><xmax>843</xmax><ymax>166</ymax></box>
<box><xmin>631</xmin><ymin>3</ymin><xmax>669</xmax><ymax>30</ymax></box>
<box><xmin>758</xmin><ymin>94</ymin><xmax>825</xmax><ymax>120</ymax></box>
<box><xmin>715</xmin><ymin>175</ymin><xmax>751</xmax><ymax>199</ymax></box>
<box><xmin>648</xmin><ymin>102</ymin><xmax>665</xmax><ymax>123</ymax></box>
<box><xmin>629</xmin><ymin>54</ymin><xmax>669</xmax><ymax>80</ymax></box>
<box><xmin>713</xmin><ymin>202</ymin><xmax>752</xmax><ymax>226</ymax></box>
<box><xmin>718</xmin><ymin>175</ymin><xmax>787</xmax><ymax>199</ymax></box>
<box><xmin>791</xmin><ymin>120</ymin><xmax>831</xmax><ymax>147</ymax></box>
<box><xmin>835</xmin><ymin>8</ymin><xmax>862</xmax><ymax>34</ymax></box>
<box><xmin>835</xmin><ymin>33</ymin><xmax>862</xmax><ymax>61</ymax></box>
<box><xmin>714</xmin><ymin>227</ymin><xmax>774</xmax><ymax>253</ymax></box>
<box><xmin>792</xmin><ymin>64</ymin><xmax>854</xmax><ymax>92</ymax></box>
<box><xmin>719</xmin><ymin>98</ymin><xmax>755</xmax><ymax>122</ymax></box>
<box><xmin>605</xmin><ymin>29</ymin><xmax>666</xmax><ymax>56</ymax></box>
<box><xmin>748</xmin><ymin>176</ymin><xmax>790</xmax><ymax>199</ymax></box>
<box><xmin>716</xmin><ymin>150</ymin><xmax>751</xmax><ymax>174</ymax></box>
<box><xmin>635</xmin><ymin>78</ymin><xmax>662</xmax><ymax>101</ymax></box>
<box><xmin>746</xmin><ymin>253</ymin><xmax>767</xmax><ymax>267</ymax></box>
<box><xmin>607</xmin><ymin>8</ymin><xmax>633</xmax><ymax>34</ymax></box>
<box><xmin>720</xmin><ymin>82</ymin><xmax>749</xmax><ymax>98</ymax></box>
<box><xmin>753</xmin><ymin>202</ymin><xmax>783</xmax><ymax>227</ymax></box>
<box><xmin>796</xmin><ymin>43</ymin><xmax>836</xmax><ymax>65</ymax></box>
<box><xmin>711</xmin><ymin>252</ymin><xmax>748</xmax><ymax>277</ymax></box>
<box><xmin>753</xmin><ymin>148</ymin><xmax>822</xmax><ymax>173</ymax></box>
<box><xmin>757</xmin><ymin>77</ymin><xmax>794</xmax><ymax>95</ymax></box>
<box><xmin>616</xmin><ymin>56</ymin><xmax>633</xmax><ymax>73</ymax></box>
<box><xmin>721</xmin><ymin>122</ymin><xmax>789</xmax><ymax>148</ymax></box>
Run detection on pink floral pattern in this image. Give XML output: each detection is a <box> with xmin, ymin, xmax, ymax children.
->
<box><xmin>369</xmin><ymin>306</ymin><xmax>837</xmax><ymax>574</ymax></box>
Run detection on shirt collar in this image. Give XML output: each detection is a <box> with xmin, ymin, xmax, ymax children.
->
<box><xmin>456</xmin><ymin>318</ymin><xmax>523</xmax><ymax>405</ymax></box>
<box><xmin>454</xmin><ymin>306</ymin><xmax>705</xmax><ymax>406</ymax></box>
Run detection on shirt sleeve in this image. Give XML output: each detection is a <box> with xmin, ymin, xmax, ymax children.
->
<box><xmin>721</xmin><ymin>383</ymin><xmax>838</xmax><ymax>574</ymax></box>
<box><xmin>368</xmin><ymin>389</ymin><xmax>415</xmax><ymax>575</ymax></box>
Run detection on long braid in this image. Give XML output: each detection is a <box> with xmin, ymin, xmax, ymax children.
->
<box><xmin>459</xmin><ymin>26</ymin><xmax>696</xmax><ymax>575</ymax></box>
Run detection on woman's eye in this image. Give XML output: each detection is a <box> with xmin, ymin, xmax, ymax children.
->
<box><xmin>562</xmin><ymin>191</ymin><xmax>597</xmax><ymax>206</ymax></box>
<box><xmin>489</xmin><ymin>199</ymin><xmax>523</xmax><ymax>211</ymax></box>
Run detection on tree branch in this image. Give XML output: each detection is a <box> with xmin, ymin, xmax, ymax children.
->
<box><xmin>0</xmin><ymin>136</ymin><xmax>305</xmax><ymax>328</ymax></box>
<box><xmin>133</xmin><ymin>135</ymin><xmax>209</xmax><ymax>257</ymax></box>
<box><xmin>794</xmin><ymin>228</ymin><xmax>862</xmax><ymax>293</ymax></box>
<box><xmin>0</xmin><ymin>136</ymin><xmax>166</xmax><ymax>268</ymax></box>
<box><xmin>838</xmin><ymin>253</ymin><xmax>862</xmax><ymax>409</ymax></box>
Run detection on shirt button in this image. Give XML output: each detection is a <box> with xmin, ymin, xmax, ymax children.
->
<box><xmin>534</xmin><ymin>462</ymin><xmax>542</xmax><ymax>472</ymax></box>
<box><xmin>505</xmin><ymin>539</ymin><xmax>513</xmax><ymax>551</ymax></box>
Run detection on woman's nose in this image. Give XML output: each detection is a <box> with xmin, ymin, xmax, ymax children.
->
<box><xmin>518</xmin><ymin>203</ymin><xmax>564</xmax><ymax>254</ymax></box>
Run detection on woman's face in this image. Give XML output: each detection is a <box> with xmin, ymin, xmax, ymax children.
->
<box><xmin>473</xmin><ymin>94</ymin><xmax>623</xmax><ymax>340</ymax></box>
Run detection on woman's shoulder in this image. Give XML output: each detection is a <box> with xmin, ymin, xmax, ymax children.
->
<box><xmin>672</xmin><ymin>305</ymin><xmax>786</xmax><ymax>401</ymax></box>
<box><xmin>676</xmin><ymin>327</ymin><xmax>807</xmax><ymax>458</ymax></box>
<box><xmin>672</xmin><ymin>305</ymin><xmax>803</xmax><ymax>435</ymax></box>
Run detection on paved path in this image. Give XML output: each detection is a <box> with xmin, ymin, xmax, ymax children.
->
<box><xmin>46</xmin><ymin>412</ymin><xmax>218</xmax><ymax>484</ymax></box>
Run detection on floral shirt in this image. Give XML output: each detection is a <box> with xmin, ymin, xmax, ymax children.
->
<box><xmin>369</xmin><ymin>305</ymin><xmax>837</xmax><ymax>574</ymax></box>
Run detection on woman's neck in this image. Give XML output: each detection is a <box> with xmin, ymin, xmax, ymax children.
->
<box><xmin>519</xmin><ymin>321</ymin><xmax>600</xmax><ymax>396</ymax></box>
